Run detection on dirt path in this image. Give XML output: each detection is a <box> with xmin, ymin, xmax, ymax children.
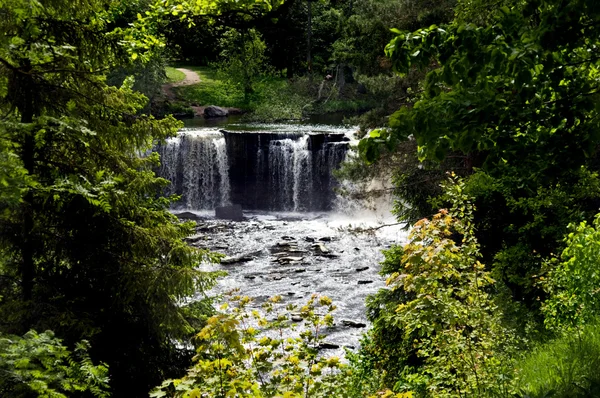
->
<box><xmin>162</xmin><ymin>68</ymin><xmax>201</xmax><ymax>99</ymax></box>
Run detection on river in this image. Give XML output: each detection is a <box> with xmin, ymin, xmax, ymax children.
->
<box><xmin>156</xmin><ymin>118</ymin><xmax>407</xmax><ymax>352</ymax></box>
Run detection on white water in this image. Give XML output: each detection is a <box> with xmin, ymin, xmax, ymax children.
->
<box><xmin>183</xmin><ymin>210</ymin><xmax>407</xmax><ymax>354</ymax></box>
<box><xmin>159</xmin><ymin>131</ymin><xmax>231</xmax><ymax>209</ymax></box>
<box><xmin>268</xmin><ymin>135</ymin><xmax>313</xmax><ymax>212</ymax></box>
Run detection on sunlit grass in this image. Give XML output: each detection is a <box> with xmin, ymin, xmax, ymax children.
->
<box><xmin>515</xmin><ymin>323</ymin><xmax>600</xmax><ymax>397</ymax></box>
<box><xmin>165</xmin><ymin>66</ymin><xmax>186</xmax><ymax>83</ymax></box>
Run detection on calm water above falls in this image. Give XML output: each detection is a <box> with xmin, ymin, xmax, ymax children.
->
<box><xmin>156</xmin><ymin>122</ymin><xmax>407</xmax><ymax>352</ymax></box>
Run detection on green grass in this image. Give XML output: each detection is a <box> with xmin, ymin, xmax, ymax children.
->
<box><xmin>514</xmin><ymin>323</ymin><xmax>600</xmax><ymax>397</ymax></box>
<box><xmin>174</xmin><ymin>66</ymin><xmax>246</xmax><ymax>108</ymax></box>
<box><xmin>166</xmin><ymin>65</ymin><xmax>379</xmax><ymax>122</ymax></box>
<box><xmin>165</xmin><ymin>66</ymin><xmax>186</xmax><ymax>83</ymax></box>
<box><xmin>171</xmin><ymin>66</ymin><xmax>305</xmax><ymax>117</ymax></box>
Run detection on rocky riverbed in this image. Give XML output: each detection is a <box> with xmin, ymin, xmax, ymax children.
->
<box><xmin>179</xmin><ymin>210</ymin><xmax>407</xmax><ymax>353</ymax></box>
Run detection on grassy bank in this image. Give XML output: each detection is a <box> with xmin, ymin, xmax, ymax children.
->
<box><xmin>166</xmin><ymin>65</ymin><xmax>378</xmax><ymax>122</ymax></box>
<box><xmin>165</xmin><ymin>66</ymin><xmax>186</xmax><ymax>83</ymax></box>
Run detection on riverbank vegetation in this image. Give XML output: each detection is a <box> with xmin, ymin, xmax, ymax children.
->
<box><xmin>2</xmin><ymin>0</ymin><xmax>600</xmax><ymax>397</ymax></box>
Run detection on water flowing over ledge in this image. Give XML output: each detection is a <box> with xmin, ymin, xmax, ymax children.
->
<box><xmin>156</xmin><ymin>125</ymin><xmax>351</xmax><ymax>212</ymax></box>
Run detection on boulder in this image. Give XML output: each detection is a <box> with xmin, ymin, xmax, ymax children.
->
<box><xmin>356</xmin><ymin>266</ymin><xmax>369</xmax><ymax>272</ymax></box>
<box><xmin>203</xmin><ymin>105</ymin><xmax>229</xmax><ymax>118</ymax></box>
<box><xmin>176</xmin><ymin>211</ymin><xmax>201</xmax><ymax>221</ymax></box>
<box><xmin>220</xmin><ymin>250</ymin><xmax>262</xmax><ymax>265</ymax></box>
<box><xmin>184</xmin><ymin>234</ymin><xmax>204</xmax><ymax>243</ymax></box>
<box><xmin>220</xmin><ymin>255</ymin><xmax>254</xmax><ymax>265</ymax></box>
<box><xmin>215</xmin><ymin>204</ymin><xmax>244</xmax><ymax>221</ymax></box>
<box><xmin>278</xmin><ymin>256</ymin><xmax>305</xmax><ymax>263</ymax></box>
<box><xmin>318</xmin><ymin>342</ymin><xmax>340</xmax><ymax>350</ymax></box>
<box><xmin>312</xmin><ymin>243</ymin><xmax>330</xmax><ymax>254</ymax></box>
<box><xmin>342</xmin><ymin>320</ymin><xmax>367</xmax><ymax>328</ymax></box>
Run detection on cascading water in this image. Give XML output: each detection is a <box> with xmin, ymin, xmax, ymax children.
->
<box><xmin>156</xmin><ymin>125</ymin><xmax>350</xmax><ymax>211</ymax></box>
<box><xmin>268</xmin><ymin>135</ymin><xmax>312</xmax><ymax>212</ymax></box>
<box><xmin>158</xmin><ymin>131</ymin><xmax>231</xmax><ymax>210</ymax></box>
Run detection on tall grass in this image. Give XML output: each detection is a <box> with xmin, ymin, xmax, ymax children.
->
<box><xmin>514</xmin><ymin>323</ymin><xmax>600</xmax><ymax>398</ymax></box>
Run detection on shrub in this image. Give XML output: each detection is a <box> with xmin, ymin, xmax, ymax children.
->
<box><xmin>151</xmin><ymin>293</ymin><xmax>353</xmax><ymax>398</ymax></box>
<box><xmin>543</xmin><ymin>213</ymin><xmax>600</xmax><ymax>331</ymax></box>
<box><xmin>365</xmin><ymin>177</ymin><xmax>516</xmax><ymax>397</ymax></box>
<box><xmin>0</xmin><ymin>330</ymin><xmax>110</xmax><ymax>398</ymax></box>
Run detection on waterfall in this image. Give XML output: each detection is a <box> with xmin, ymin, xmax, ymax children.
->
<box><xmin>158</xmin><ymin>132</ymin><xmax>231</xmax><ymax>210</ymax></box>
<box><xmin>156</xmin><ymin>128</ymin><xmax>350</xmax><ymax>212</ymax></box>
<box><xmin>268</xmin><ymin>135</ymin><xmax>312</xmax><ymax>211</ymax></box>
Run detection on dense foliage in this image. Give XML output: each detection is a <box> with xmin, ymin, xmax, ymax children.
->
<box><xmin>0</xmin><ymin>330</ymin><xmax>109</xmax><ymax>398</ymax></box>
<box><xmin>0</xmin><ymin>0</ymin><xmax>221</xmax><ymax>395</ymax></box>
<box><xmin>4</xmin><ymin>0</ymin><xmax>600</xmax><ymax>396</ymax></box>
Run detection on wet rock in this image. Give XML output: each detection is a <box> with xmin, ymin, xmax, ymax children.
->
<box><xmin>277</xmin><ymin>241</ymin><xmax>298</xmax><ymax>247</ymax></box>
<box><xmin>293</xmin><ymin>268</ymin><xmax>306</xmax><ymax>273</ymax></box>
<box><xmin>318</xmin><ymin>237</ymin><xmax>332</xmax><ymax>242</ymax></box>
<box><xmin>184</xmin><ymin>234</ymin><xmax>205</xmax><ymax>243</ymax></box>
<box><xmin>176</xmin><ymin>211</ymin><xmax>202</xmax><ymax>221</ymax></box>
<box><xmin>287</xmin><ymin>249</ymin><xmax>309</xmax><ymax>254</ymax></box>
<box><xmin>204</xmin><ymin>105</ymin><xmax>229</xmax><ymax>118</ymax></box>
<box><xmin>220</xmin><ymin>250</ymin><xmax>262</xmax><ymax>265</ymax></box>
<box><xmin>318</xmin><ymin>342</ymin><xmax>340</xmax><ymax>350</ymax></box>
<box><xmin>322</xmin><ymin>253</ymin><xmax>341</xmax><ymax>258</ymax></box>
<box><xmin>198</xmin><ymin>224</ymin><xmax>226</xmax><ymax>233</ymax></box>
<box><xmin>312</xmin><ymin>243</ymin><xmax>330</xmax><ymax>254</ymax></box>
<box><xmin>291</xmin><ymin>316</ymin><xmax>303</xmax><ymax>322</ymax></box>
<box><xmin>356</xmin><ymin>267</ymin><xmax>369</xmax><ymax>272</ymax></box>
<box><xmin>278</xmin><ymin>257</ymin><xmax>304</xmax><ymax>265</ymax></box>
<box><xmin>215</xmin><ymin>204</ymin><xmax>244</xmax><ymax>221</ymax></box>
<box><xmin>304</xmin><ymin>237</ymin><xmax>315</xmax><ymax>242</ymax></box>
<box><xmin>342</xmin><ymin>320</ymin><xmax>367</xmax><ymax>328</ymax></box>
<box><xmin>221</xmin><ymin>255</ymin><xmax>254</xmax><ymax>265</ymax></box>
<box><xmin>244</xmin><ymin>275</ymin><xmax>257</xmax><ymax>280</ymax></box>
<box><xmin>358</xmin><ymin>280</ymin><xmax>374</xmax><ymax>285</ymax></box>
<box><xmin>281</xmin><ymin>236</ymin><xmax>295</xmax><ymax>241</ymax></box>
<box><xmin>354</xmin><ymin>247</ymin><xmax>361</xmax><ymax>251</ymax></box>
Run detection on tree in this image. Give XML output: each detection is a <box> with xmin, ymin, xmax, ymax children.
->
<box><xmin>360</xmin><ymin>0</ymin><xmax>600</xmax><ymax>310</ymax></box>
<box><xmin>0</xmin><ymin>0</ymin><xmax>221</xmax><ymax>395</ymax></box>
<box><xmin>365</xmin><ymin>179</ymin><xmax>515</xmax><ymax>396</ymax></box>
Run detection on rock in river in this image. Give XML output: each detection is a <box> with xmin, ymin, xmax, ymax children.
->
<box><xmin>215</xmin><ymin>204</ymin><xmax>244</xmax><ymax>221</ymax></box>
<box><xmin>203</xmin><ymin>105</ymin><xmax>229</xmax><ymax>118</ymax></box>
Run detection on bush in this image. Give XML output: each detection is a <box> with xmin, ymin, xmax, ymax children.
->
<box><xmin>151</xmin><ymin>293</ymin><xmax>354</xmax><ymax>398</ymax></box>
<box><xmin>543</xmin><ymin>213</ymin><xmax>600</xmax><ymax>331</ymax></box>
<box><xmin>0</xmin><ymin>330</ymin><xmax>110</xmax><ymax>398</ymax></box>
<box><xmin>364</xmin><ymin>177</ymin><xmax>517</xmax><ymax>397</ymax></box>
